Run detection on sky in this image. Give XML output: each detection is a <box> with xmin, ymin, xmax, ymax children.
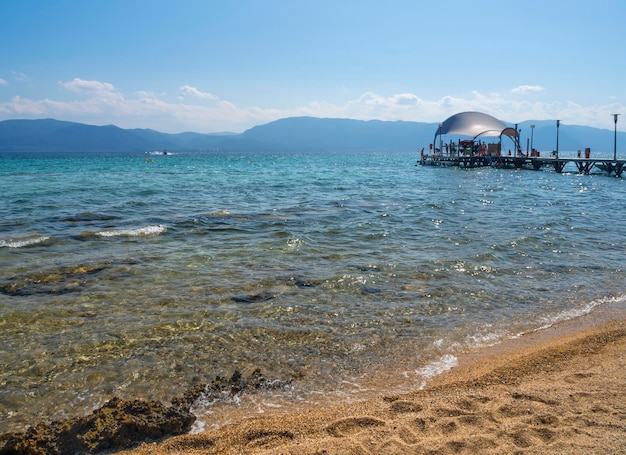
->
<box><xmin>1</xmin><ymin>0</ymin><xmax>625</xmax><ymax>133</ymax></box>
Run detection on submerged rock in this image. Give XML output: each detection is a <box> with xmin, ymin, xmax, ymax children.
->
<box><xmin>0</xmin><ymin>263</ymin><xmax>110</xmax><ymax>296</ymax></box>
<box><xmin>231</xmin><ymin>292</ymin><xmax>275</xmax><ymax>303</ymax></box>
<box><xmin>0</xmin><ymin>369</ymin><xmax>294</xmax><ymax>455</ymax></box>
<box><xmin>174</xmin><ymin>369</ymin><xmax>292</xmax><ymax>412</ymax></box>
<box><xmin>0</xmin><ymin>397</ymin><xmax>194</xmax><ymax>455</ymax></box>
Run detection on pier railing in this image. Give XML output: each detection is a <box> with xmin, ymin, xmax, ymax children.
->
<box><xmin>418</xmin><ymin>153</ymin><xmax>626</xmax><ymax>177</ymax></box>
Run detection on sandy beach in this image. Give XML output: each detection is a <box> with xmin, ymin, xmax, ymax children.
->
<box><xmin>118</xmin><ymin>311</ymin><xmax>626</xmax><ymax>455</ymax></box>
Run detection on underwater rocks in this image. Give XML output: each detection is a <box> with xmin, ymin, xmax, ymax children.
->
<box><xmin>0</xmin><ymin>397</ymin><xmax>194</xmax><ymax>455</ymax></box>
<box><xmin>0</xmin><ymin>369</ymin><xmax>293</xmax><ymax>455</ymax></box>
<box><xmin>174</xmin><ymin>368</ymin><xmax>292</xmax><ymax>413</ymax></box>
<box><xmin>0</xmin><ymin>263</ymin><xmax>110</xmax><ymax>296</ymax></box>
<box><xmin>231</xmin><ymin>292</ymin><xmax>275</xmax><ymax>303</ymax></box>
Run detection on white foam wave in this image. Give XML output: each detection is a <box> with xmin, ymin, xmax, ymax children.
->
<box><xmin>208</xmin><ymin>210</ymin><xmax>231</xmax><ymax>217</ymax></box>
<box><xmin>0</xmin><ymin>235</ymin><xmax>50</xmax><ymax>248</ymax></box>
<box><xmin>527</xmin><ymin>295</ymin><xmax>624</xmax><ymax>334</ymax></box>
<box><xmin>96</xmin><ymin>224</ymin><xmax>167</xmax><ymax>238</ymax></box>
<box><xmin>414</xmin><ymin>294</ymin><xmax>625</xmax><ymax>391</ymax></box>
<box><xmin>464</xmin><ymin>328</ymin><xmax>505</xmax><ymax>348</ymax></box>
<box><xmin>415</xmin><ymin>354</ymin><xmax>458</xmax><ymax>389</ymax></box>
<box><xmin>189</xmin><ymin>420</ymin><xmax>206</xmax><ymax>434</ymax></box>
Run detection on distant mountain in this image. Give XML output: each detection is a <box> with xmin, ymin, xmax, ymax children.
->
<box><xmin>0</xmin><ymin>116</ymin><xmax>622</xmax><ymax>154</ymax></box>
<box><xmin>239</xmin><ymin>117</ymin><xmax>435</xmax><ymax>152</ymax></box>
<box><xmin>0</xmin><ymin>119</ymin><xmax>146</xmax><ymax>152</ymax></box>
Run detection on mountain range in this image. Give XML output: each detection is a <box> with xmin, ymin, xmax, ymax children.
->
<box><xmin>0</xmin><ymin>117</ymin><xmax>622</xmax><ymax>154</ymax></box>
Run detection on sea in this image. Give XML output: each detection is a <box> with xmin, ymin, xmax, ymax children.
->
<box><xmin>1</xmin><ymin>148</ymin><xmax>625</xmax><ymax>435</ymax></box>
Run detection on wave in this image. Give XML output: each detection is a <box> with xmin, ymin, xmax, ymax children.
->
<box><xmin>412</xmin><ymin>293</ymin><xmax>626</xmax><ymax>391</ymax></box>
<box><xmin>415</xmin><ymin>354</ymin><xmax>458</xmax><ymax>389</ymax></box>
<box><xmin>95</xmin><ymin>224</ymin><xmax>167</xmax><ymax>238</ymax></box>
<box><xmin>0</xmin><ymin>235</ymin><xmax>51</xmax><ymax>248</ymax></box>
<box><xmin>531</xmin><ymin>294</ymin><xmax>625</xmax><ymax>332</ymax></box>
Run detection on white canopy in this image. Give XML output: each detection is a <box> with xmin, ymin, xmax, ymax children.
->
<box><xmin>439</xmin><ymin>112</ymin><xmax>518</xmax><ymax>139</ymax></box>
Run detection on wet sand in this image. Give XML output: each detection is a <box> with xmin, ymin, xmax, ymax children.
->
<box><xmin>121</xmin><ymin>314</ymin><xmax>626</xmax><ymax>454</ymax></box>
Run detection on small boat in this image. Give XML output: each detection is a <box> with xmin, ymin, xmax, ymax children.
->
<box><xmin>146</xmin><ymin>150</ymin><xmax>172</xmax><ymax>156</ymax></box>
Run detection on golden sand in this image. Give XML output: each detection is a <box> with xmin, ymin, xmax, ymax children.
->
<box><xmin>121</xmin><ymin>315</ymin><xmax>626</xmax><ymax>455</ymax></box>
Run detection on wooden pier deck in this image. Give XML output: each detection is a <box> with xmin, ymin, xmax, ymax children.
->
<box><xmin>419</xmin><ymin>154</ymin><xmax>626</xmax><ymax>177</ymax></box>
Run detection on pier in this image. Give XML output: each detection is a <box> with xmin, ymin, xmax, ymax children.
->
<box><xmin>419</xmin><ymin>154</ymin><xmax>626</xmax><ymax>177</ymax></box>
<box><xmin>420</xmin><ymin>112</ymin><xmax>623</xmax><ymax>177</ymax></box>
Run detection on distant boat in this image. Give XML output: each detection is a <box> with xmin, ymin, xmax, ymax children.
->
<box><xmin>146</xmin><ymin>150</ymin><xmax>172</xmax><ymax>156</ymax></box>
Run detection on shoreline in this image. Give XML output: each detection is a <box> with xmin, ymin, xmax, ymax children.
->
<box><xmin>121</xmin><ymin>305</ymin><xmax>626</xmax><ymax>454</ymax></box>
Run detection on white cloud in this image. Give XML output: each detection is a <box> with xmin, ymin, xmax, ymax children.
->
<box><xmin>341</xmin><ymin>92</ymin><xmax>434</xmax><ymax>120</ymax></box>
<box><xmin>0</xmin><ymin>78</ymin><xmax>624</xmax><ymax>133</ymax></box>
<box><xmin>0</xmin><ymin>96</ymin><xmax>47</xmax><ymax>115</ymax></box>
<box><xmin>0</xmin><ymin>79</ymin><xmax>281</xmax><ymax>132</ymax></box>
<box><xmin>136</xmin><ymin>90</ymin><xmax>162</xmax><ymax>99</ymax></box>
<box><xmin>12</xmin><ymin>71</ymin><xmax>27</xmax><ymax>81</ymax></box>
<box><xmin>179</xmin><ymin>85</ymin><xmax>218</xmax><ymax>101</ymax></box>
<box><xmin>511</xmin><ymin>85</ymin><xmax>545</xmax><ymax>94</ymax></box>
<box><xmin>60</xmin><ymin>78</ymin><xmax>118</xmax><ymax>97</ymax></box>
<box><xmin>0</xmin><ymin>78</ymin><xmax>7</xmax><ymax>86</ymax></box>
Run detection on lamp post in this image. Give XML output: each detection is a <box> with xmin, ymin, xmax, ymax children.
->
<box><xmin>555</xmin><ymin>120</ymin><xmax>560</xmax><ymax>158</ymax></box>
<box><xmin>439</xmin><ymin>123</ymin><xmax>443</xmax><ymax>154</ymax></box>
<box><xmin>613</xmin><ymin>114</ymin><xmax>620</xmax><ymax>160</ymax></box>
<box><xmin>530</xmin><ymin>124</ymin><xmax>535</xmax><ymax>155</ymax></box>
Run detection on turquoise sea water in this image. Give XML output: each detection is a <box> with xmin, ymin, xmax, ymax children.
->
<box><xmin>1</xmin><ymin>149</ymin><xmax>625</xmax><ymax>434</ymax></box>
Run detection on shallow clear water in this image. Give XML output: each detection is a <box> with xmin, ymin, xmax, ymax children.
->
<box><xmin>1</xmin><ymin>150</ymin><xmax>625</xmax><ymax>433</ymax></box>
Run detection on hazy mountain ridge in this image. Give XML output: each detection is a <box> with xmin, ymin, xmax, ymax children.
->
<box><xmin>0</xmin><ymin>116</ymin><xmax>622</xmax><ymax>154</ymax></box>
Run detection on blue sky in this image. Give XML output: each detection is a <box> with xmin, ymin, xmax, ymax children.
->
<box><xmin>1</xmin><ymin>0</ymin><xmax>624</xmax><ymax>133</ymax></box>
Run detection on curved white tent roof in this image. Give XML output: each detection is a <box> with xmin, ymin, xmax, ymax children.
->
<box><xmin>439</xmin><ymin>112</ymin><xmax>517</xmax><ymax>139</ymax></box>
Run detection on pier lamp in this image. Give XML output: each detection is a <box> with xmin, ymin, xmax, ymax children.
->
<box><xmin>530</xmin><ymin>124</ymin><xmax>535</xmax><ymax>154</ymax></box>
<box><xmin>555</xmin><ymin>120</ymin><xmax>560</xmax><ymax>157</ymax></box>
<box><xmin>613</xmin><ymin>114</ymin><xmax>620</xmax><ymax>160</ymax></box>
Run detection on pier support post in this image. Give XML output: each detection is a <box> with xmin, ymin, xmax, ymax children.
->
<box><xmin>574</xmin><ymin>160</ymin><xmax>594</xmax><ymax>174</ymax></box>
<box><xmin>552</xmin><ymin>161</ymin><xmax>566</xmax><ymax>173</ymax></box>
